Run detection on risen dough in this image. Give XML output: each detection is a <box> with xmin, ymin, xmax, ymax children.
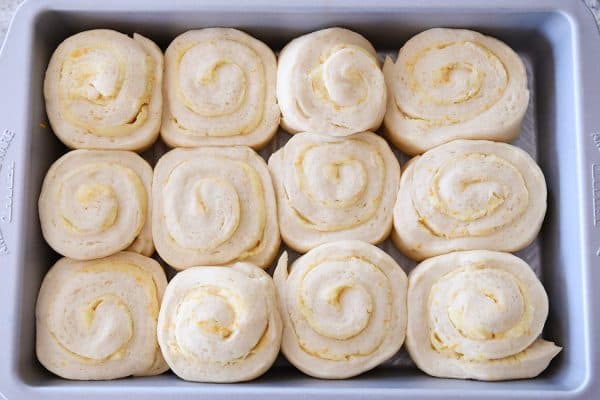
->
<box><xmin>406</xmin><ymin>250</ymin><xmax>561</xmax><ymax>380</ymax></box>
<box><xmin>393</xmin><ymin>140</ymin><xmax>546</xmax><ymax>261</ymax></box>
<box><xmin>39</xmin><ymin>150</ymin><xmax>154</xmax><ymax>260</ymax></box>
<box><xmin>274</xmin><ymin>241</ymin><xmax>407</xmax><ymax>379</ymax></box>
<box><xmin>44</xmin><ymin>29</ymin><xmax>163</xmax><ymax>150</ymax></box>
<box><xmin>383</xmin><ymin>28</ymin><xmax>529</xmax><ymax>155</ymax></box>
<box><xmin>36</xmin><ymin>252</ymin><xmax>168</xmax><ymax>380</ymax></box>
<box><xmin>152</xmin><ymin>146</ymin><xmax>280</xmax><ymax>269</ymax></box>
<box><xmin>161</xmin><ymin>28</ymin><xmax>279</xmax><ymax>149</ymax></box>
<box><xmin>269</xmin><ymin>131</ymin><xmax>399</xmax><ymax>252</ymax></box>
<box><xmin>277</xmin><ymin>28</ymin><xmax>386</xmax><ymax>136</ymax></box>
<box><xmin>157</xmin><ymin>262</ymin><xmax>282</xmax><ymax>382</ymax></box>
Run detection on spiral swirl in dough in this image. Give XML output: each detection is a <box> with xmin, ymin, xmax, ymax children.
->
<box><xmin>393</xmin><ymin>140</ymin><xmax>546</xmax><ymax>261</ymax></box>
<box><xmin>277</xmin><ymin>28</ymin><xmax>386</xmax><ymax>136</ymax></box>
<box><xmin>161</xmin><ymin>28</ymin><xmax>279</xmax><ymax>149</ymax></box>
<box><xmin>407</xmin><ymin>250</ymin><xmax>561</xmax><ymax>380</ymax></box>
<box><xmin>157</xmin><ymin>262</ymin><xmax>282</xmax><ymax>382</ymax></box>
<box><xmin>44</xmin><ymin>29</ymin><xmax>163</xmax><ymax>150</ymax></box>
<box><xmin>39</xmin><ymin>150</ymin><xmax>153</xmax><ymax>260</ymax></box>
<box><xmin>383</xmin><ymin>28</ymin><xmax>529</xmax><ymax>155</ymax></box>
<box><xmin>35</xmin><ymin>252</ymin><xmax>168</xmax><ymax>380</ymax></box>
<box><xmin>274</xmin><ymin>241</ymin><xmax>407</xmax><ymax>379</ymax></box>
<box><xmin>152</xmin><ymin>146</ymin><xmax>279</xmax><ymax>269</ymax></box>
<box><xmin>269</xmin><ymin>131</ymin><xmax>399</xmax><ymax>252</ymax></box>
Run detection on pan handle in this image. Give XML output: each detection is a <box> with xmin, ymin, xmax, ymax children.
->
<box><xmin>570</xmin><ymin>1</ymin><xmax>600</xmax><ymax>397</ymax></box>
<box><xmin>579</xmin><ymin>2</ymin><xmax>600</xmax><ymax>263</ymax></box>
<box><xmin>0</xmin><ymin>0</ymin><xmax>38</xmax><ymax>395</ymax></box>
<box><xmin>0</xmin><ymin>4</ymin><xmax>32</xmax><ymax>262</ymax></box>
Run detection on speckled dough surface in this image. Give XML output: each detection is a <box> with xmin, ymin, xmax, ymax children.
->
<box><xmin>38</xmin><ymin>150</ymin><xmax>154</xmax><ymax>260</ymax></box>
<box><xmin>152</xmin><ymin>146</ymin><xmax>280</xmax><ymax>269</ymax></box>
<box><xmin>44</xmin><ymin>29</ymin><xmax>163</xmax><ymax>150</ymax></box>
<box><xmin>383</xmin><ymin>28</ymin><xmax>529</xmax><ymax>155</ymax></box>
<box><xmin>406</xmin><ymin>250</ymin><xmax>561</xmax><ymax>380</ymax></box>
<box><xmin>277</xmin><ymin>28</ymin><xmax>386</xmax><ymax>137</ymax></box>
<box><xmin>274</xmin><ymin>241</ymin><xmax>407</xmax><ymax>379</ymax></box>
<box><xmin>392</xmin><ymin>139</ymin><xmax>546</xmax><ymax>261</ymax></box>
<box><xmin>157</xmin><ymin>262</ymin><xmax>282</xmax><ymax>382</ymax></box>
<box><xmin>269</xmin><ymin>131</ymin><xmax>399</xmax><ymax>252</ymax></box>
<box><xmin>161</xmin><ymin>28</ymin><xmax>279</xmax><ymax>149</ymax></box>
<box><xmin>36</xmin><ymin>252</ymin><xmax>168</xmax><ymax>380</ymax></box>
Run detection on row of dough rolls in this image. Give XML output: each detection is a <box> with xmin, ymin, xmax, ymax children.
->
<box><xmin>38</xmin><ymin>138</ymin><xmax>547</xmax><ymax>267</ymax></box>
<box><xmin>35</xmin><ymin>243</ymin><xmax>560</xmax><ymax>381</ymax></box>
<box><xmin>45</xmin><ymin>27</ymin><xmax>528</xmax><ymax>153</ymax></box>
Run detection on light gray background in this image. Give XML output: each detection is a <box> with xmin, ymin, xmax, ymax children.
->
<box><xmin>1</xmin><ymin>0</ymin><xmax>600</xmax><ymax>45</ymax></box>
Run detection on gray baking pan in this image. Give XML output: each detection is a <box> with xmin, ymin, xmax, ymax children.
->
<box><xmin>1</xmin><ymin>0</ymin><xmax>600</xmax><ymax>398</ymax></box>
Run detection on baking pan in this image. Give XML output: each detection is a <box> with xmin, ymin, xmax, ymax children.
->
<box><xmin>1</xmin><ymin>0</ymin><xmax>600</xmax><ymax>398</ymax></box>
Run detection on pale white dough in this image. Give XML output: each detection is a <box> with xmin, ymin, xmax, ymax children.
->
<box><xmin>39</xmin><ymin>150</ymin><xmax>154</xmax><ymax>260</ymax></box>
<box><xmin>269</xmin><ymin>131</ymin><xmax>400</xmax><ymax>252</ymax></box>
<box><xmin>274</xmin><ymin>241</ymin><xmax>407</xmax><ymax>379</ymax></box>
<box><xmin>36</xmin><ymin>252</ymin><xmax>168</xmax><ymax>380</ymax></box>
<box><xmin>406</xmin><ymin>250</ymin><xmax>561</xmax><ymax>380</ymax></box>
<box><xmin>152</xmin><ymin>146</ymin><xmax>280</xmax><ymax>269</ymax></box>
<box><xmin>44</xmin><ymin>29</ymin><xmax>163</xmax><ymax>150</ymax></box>
<box><xmin>383</xmin><ymin>28</ymin><xmax>529</xmax><ymax>155</ymax></box>
<box><xmin>393</xmin><ymin>139</ymin><xmax>546</xmax><ymax>261</ymax></box>
<box><xmin>277</xmin><ymin>27</ymin><xmax>386</xmax><ymax>136</ymax></box>
<box><xmin>157</xmin><ymin>262</ymin><xmax>282</xmax><ymax>382</ymax></box>
<box><xmin>161</xmin><ymin>28</ymin><xmax>280</xmax><ymax>149</ymax></box>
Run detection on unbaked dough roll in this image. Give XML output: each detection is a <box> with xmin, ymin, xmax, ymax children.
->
<box><xmin>161</xmin><ymin>28</ymin><xmax>279</xmax><ymax>149</ymax></box>
<box><xmin>44</xmin><ymin>29</ymin><xmax>163</xmax><ymax>151</ymax></box>
<box><xmin>393</xmin><ymin>140</ymin><xmax>546</xmax><ymax>261</ymax></box>
<box><xmin>157</xmin><ymin>262</ymin><xmax>282</xmax><ymax>382</ymax></box>
<box><xmin>39</xmin><ymin>150</ymin><xmax>154</xmax><ymax>260</ymax></box>
<box><xmin>277</xmin><ymin>28</ymin><xmax>386</xmax><ymax>136</ymax></box>
<box><xmin>152</xmin><ymin>146</ymin><xmax>279</xmax><ymax>269</ymax></box>
<box><xmin>383</xmin><ymin>28</ymin><xmax>529</xmax><ymax>155</ymax></box>
<box><xmin>406</xmin><ymin>250</ymin><xmax>561</xmax><ymax>380</ymax></box>
<box><xmin>269</xmin><ymin>131</ymin><xmax>399</xmax><ymax>252</ymax></box>
<box><xmin>274</xmin><ymin>241</ymin><xmax>407</xmax><ymax>379</ymax></box>
<box><xmin>36</xmin><ymin>252</ymin><xmax>168</xmax><ymax>380</ymax></box>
